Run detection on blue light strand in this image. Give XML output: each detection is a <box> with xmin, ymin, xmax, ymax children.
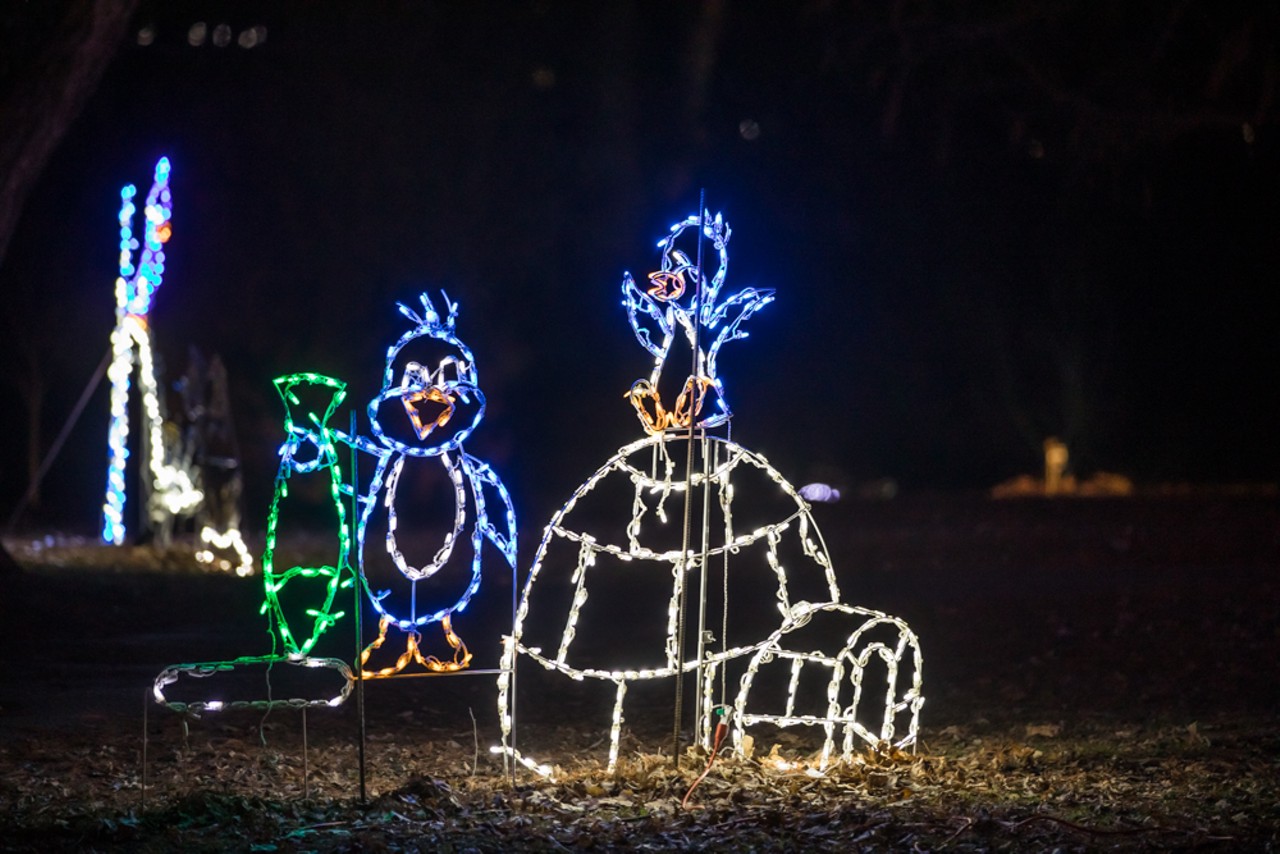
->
<box><xmin>102</xmin><ymin>156</ymin><xmax>184</xmax><ymax>545</ymax></box>
<box><xmin>341</xmin><ymin>292</ymin><xmax>517</xmax><ymax>673</ymax></box>
<box><xmin>124</xmin><ymin>156</ymin><xmax>172</xmax><ymax>317</ymax></box>
<box><xmin>260</xmin><ymin>373</ymin><xmax>353</xmax><ymax>657</ymax></box>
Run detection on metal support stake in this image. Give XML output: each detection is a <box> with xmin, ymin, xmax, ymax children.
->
<box><xmin>508</xmin><ymin>524</ymin><xmax>519</xmax><ymax>788</ymax></box>
<box><xmin>694</xmin><ymin>432</ymin><xmax>712</xmax><ymax>748</ymax></box>
<box><xmin>672</xmin><ymin>192</ymin><xmax>708</xmax><ymax>769</ymax></box>
<box><xmin>718</xmin><ymin>435</ymin><xmax>730</xmax><ymax>707</ymax></box>
<box><xmin>141</xmin><ymin>687</ymin><xmax>149</xmax><ymax>810</ymax></box>
<box><xmin>302</xmin><ymin>707</ymin><xmax>310</xmax><ymax>800</ymax></box>
<box><xmin>351</xmin><ymin>410</ymin><xmax>368</xmax><ymax>804</ymax></box>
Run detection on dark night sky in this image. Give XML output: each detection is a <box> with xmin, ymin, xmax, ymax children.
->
<box><xmin>2</xmin><ymin>2</ymin><xmax>1278</xmax><ymax>534</ymax></box>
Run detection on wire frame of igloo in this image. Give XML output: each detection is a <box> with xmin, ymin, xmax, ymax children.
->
<box><xmin>496</xmin><ymin>211</ymin><xmax>923</xmax><ymax>776</ymax></box>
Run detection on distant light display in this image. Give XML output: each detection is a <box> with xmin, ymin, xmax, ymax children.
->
<box><xmin>194</xmin><ymin>525</ymin><xmax>254</xmax><ymax>577</ymax></box>
<box><xmin>99</xmin><ymin>157</ymin><xmax>251</xmax><ymax>574</ymax></box>
<box><xmin>497</xmin><ymin>211</ymin><xmax>924</xmax><ymax>777</ymax></box>
<box><xmin>798</xmin><ymin>483</ymin><xmax>841</xmax><ymax>503</ymax></box>
<box><xmin>342</xmin><ymin>293</ymin><xmax>517</xmax><ymax>677</ymax></box>
<box><xmin>102</xmin><ymin>156</ymin><xmax>204</xmax><ymax>544</ymax></box>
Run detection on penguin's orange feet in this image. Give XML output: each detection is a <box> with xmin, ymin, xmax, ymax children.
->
<box><xmin>359</xmin><ymin>616</ymin><xmax>418</xmax><ymax>678</ymax></box>
<box><xmin>423</xmin><ymin>615</ymin><xmax>473</xmax><ymax>672</ymax></box>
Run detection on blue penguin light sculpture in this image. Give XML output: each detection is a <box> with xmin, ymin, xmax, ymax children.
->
<box><xmin>345</xmin><ymin>292</ymin><xmax>516</xmax><ymax>677</ymax></box>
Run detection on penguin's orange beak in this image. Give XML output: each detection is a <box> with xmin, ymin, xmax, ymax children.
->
<box><xmin>646</xmin><ymin>268</ymin><xmax>685</xmax><ymax>301</ymax></box>
<box><xmin>401</xmin><ymin>386</ymin><xmax>455</xmax><ymax>440</ymax></box>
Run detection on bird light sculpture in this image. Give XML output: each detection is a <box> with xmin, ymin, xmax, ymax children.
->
<box><xmin>497</xmin><ymin>211</ymin><xmax>924</xmax><ymax>777</ymax></box>
<box><xmin>341</xmin><ymin>292</ymin><xmax>517</xmax><ymax>678</ymax></box>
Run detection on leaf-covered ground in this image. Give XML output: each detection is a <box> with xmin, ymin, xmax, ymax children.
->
<box><xmin>2</xmin><ymin>494</ymin><xmax>1277</xmax><ymax>851</ymax></box>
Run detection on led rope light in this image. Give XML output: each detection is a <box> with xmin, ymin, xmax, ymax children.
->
<box><xmin>195</xmin><ymin>525</ymin><xmax>254</xmax><ymax>577</ymax></box>
<box><xmin>340</xmin><ymin>292</ymin><xmax>517</xmax><ymax>678</ymax></box>
<box><xmin>102</xmin><ymin>157</ymin><xmax>204</xmax><ymax>544</ymax></box>
<box><xmin>153</xmin><ymin>372</ymin><xmax>356</xmax><ymax>711</ymax></box>
<box><xmin>261</xmin><ymin>373</ymin><xmax>353</xmax><ymax>657</ymax></box>
<box><xmin>155</xmin><ymin>294</ymin><xmax>516</xmax><ymax>711</ymax></box>
<box><xmin>497</xmin><ymin>211</ymin><xmax>924</xmax><ymax>777</ymax></box>
<box><xmin>154</xmin><ymin>655</ymin><xmax>354</xmax><ymax>715</ymax></box>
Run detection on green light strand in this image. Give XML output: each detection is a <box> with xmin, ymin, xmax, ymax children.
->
<box><xmin>260</xmin><ymin>373</ymin><xmax>354</xmax><ymax>657</ymax></box>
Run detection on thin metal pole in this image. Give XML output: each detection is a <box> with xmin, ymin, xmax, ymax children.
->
<box><xmin>302</xmin><ymin>707</ymin><xmax>310</xmax><ymax>800</ymax></box>
<box><xmin>141</xmin><ymin>687</ymin><xmax>149</xmax><ymax>810</ymax></box>
<box><xmin>694</xmin><ymin>431</ymin><xmax>712</xmax><ymax>747</ymax></box>
<box><xmin>509</xmin><ymin>518</ymin><xmax>518</xmax><ymax>787</ymax></box>
<box><xmin>718</xmin><ymin>432</ymin><xmax>730</xmax><ymax>707</ymax></box>
<box><xmin>351</xmin><ymin>410</ymin><xmax>367</xmax><ymax>804</ymax></box>
<box><xmin>672</xmin><ymin>192</ymin><xmax>707</xmax><ymax>768</ymax></box>
<box><xmin>6</xmin><ymin>348</ymin><xmax>110</xmax><ymax>533</ymax></box>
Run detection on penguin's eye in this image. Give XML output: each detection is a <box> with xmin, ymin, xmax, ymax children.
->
<box><xmin>400</xmin><ymin>362</ymin><xmax>432</xmax><ymax>390</ymax></box>
<box><xmin>435</xmin><ymin>356</ymin><xmax>469</xmax><ymax>387</ymax></box>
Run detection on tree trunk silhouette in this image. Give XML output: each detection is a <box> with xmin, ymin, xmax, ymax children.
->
<box><xmin>0</xmin><ymin>0</ymin><xmax>138</xmax><ymax>271</ymax></box>
<box><xmin>0</xmin><ymin>0</ymin><xmax>136</xmax><ymax>520</ymax></box>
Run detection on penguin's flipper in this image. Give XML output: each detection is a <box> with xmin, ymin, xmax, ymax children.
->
<box><xmin>623</xmin><ymin>271</ymin><xmax>674</xmax><ymax>359</ymax></box>
<box><xmin>461</xmin><ymin>451</ymin><xmax>517</xmax><ymax>569</ymax></box>
<box><xmin>704</xmin><ymin>287</ymin><xmax>776</xmax><ymax>385</ymax></box>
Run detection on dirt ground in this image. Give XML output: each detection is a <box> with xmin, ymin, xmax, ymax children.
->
<box><xmin>1</xmin><ymin>492</ymin><xmax>1277</xmax><ymax>851</ymax></box>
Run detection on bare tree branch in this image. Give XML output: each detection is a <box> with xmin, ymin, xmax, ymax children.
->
<box><xmin>0</xmin><ymin>0</ymin><xmax>138</xmax><ymax>271</ymax></box>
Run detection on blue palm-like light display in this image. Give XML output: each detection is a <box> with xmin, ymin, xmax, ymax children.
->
<box><xmin>102</xmin><ymin>156</ymin><xmax>203</xmax><ymax>545</ymax></box>
<box><xmin>120</xmin><ymin>156</ymin><xmax>172</xmax><ymax>316</ymax></box>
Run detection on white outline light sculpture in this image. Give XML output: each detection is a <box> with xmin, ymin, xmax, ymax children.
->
<box><xmin>497</xmin><ymin>212</ymin><xmax>924</xmax><ymax>777</ymax></box>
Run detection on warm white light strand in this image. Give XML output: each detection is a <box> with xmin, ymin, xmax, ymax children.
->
<box><xmin>608</xmin><ymin>679</ymin><xmax>628</xmax><ymax>772</ymax></box>
<box><xmin>196</xmin><ymin>524</ymin><xmax>254</xmax><ymax>577</ymax></box>
<box><xmin>555</xmin><ymin>537</ymin><xmax>596</xmax><ymax>665</ymax></box>
<box><xmin>383</xmin><ymin>450</ymin><xmax>467</xmax><ymax>583</ymax></box>
<box><xmin>499</xmin><ymin>433</ymin><xmax>924</xmax><ymax>775</ymax></box>
<box><xmin>102</xmin><ymin>157</ymin><xmax>203</xmax><ymax>544</ymax></box>
<box><xmin>153</xmin><ymin>655</ymin><xmax>354</xmax><ymax>713</ymax></box>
